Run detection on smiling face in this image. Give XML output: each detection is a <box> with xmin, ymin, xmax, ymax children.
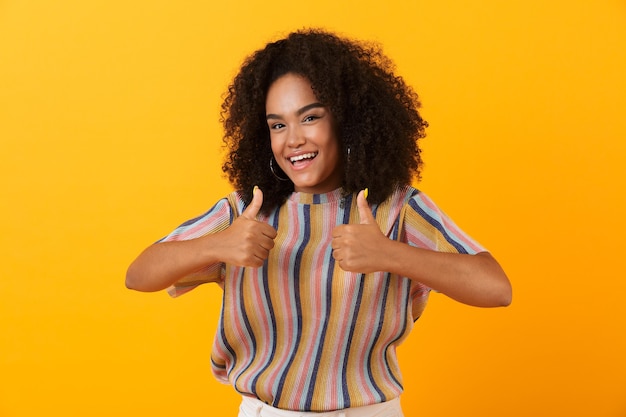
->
<box><xmin>266</xmin><ymin>73</ymin><xmax>343</xmax><ymax>194</ymax></box>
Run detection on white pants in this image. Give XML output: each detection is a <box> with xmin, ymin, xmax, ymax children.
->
<box><xmin>238</xmin><ymin>396</ymin><xmax>404</xmax><ymax>417</ymax></box>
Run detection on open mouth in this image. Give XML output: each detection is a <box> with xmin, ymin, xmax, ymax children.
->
<box><xmin>289</xmin><ymin>152</ymin><xmax>318</xmax><ymax>165</ymax></box>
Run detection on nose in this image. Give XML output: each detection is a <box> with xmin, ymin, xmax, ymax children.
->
<box><xmin>287</xmin><ymin>125</ymin><xmax>306</xmax><ymax>148</ymax></box>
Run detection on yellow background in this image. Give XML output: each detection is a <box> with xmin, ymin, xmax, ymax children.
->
<box><xmin>1</xmin><ymin>0</ymin><xmax>625</xmax><ymax>416</ymax></box>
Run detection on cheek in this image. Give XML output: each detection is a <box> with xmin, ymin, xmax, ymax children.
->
<box><xmin>324</xmin><ymin>131</ymin><xmax>341</xmax><ymax>161</ymax></box>
<box><xmin>270</xmin><ymin>139</ymin><xmax>287</xmax><ymax>169</ymax></box>
<box><xmin>269</xmin><ymin>137</ymin><xmax>281</xmax><ymax>157</ymax></box>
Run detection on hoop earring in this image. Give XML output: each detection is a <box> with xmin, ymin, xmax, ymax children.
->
<box><xmin>270</xmin><ymin>157</ymin><xmax>290</xmax><ymax>181</ymax></box>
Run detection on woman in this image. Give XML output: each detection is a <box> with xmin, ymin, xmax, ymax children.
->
<box><xmin>126</xmin><ymin>29</ymin><xmax>511</xmax><ymax>417</ymax></box>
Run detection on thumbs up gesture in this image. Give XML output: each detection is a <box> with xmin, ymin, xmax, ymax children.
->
<box><xmin>219</xmin><ymin>186</ymin><xmax>277</xmax><ymax>267</ymax></box>
<box><xmin>331</xmin><ymin>189</ymin><xmax>388</xmax><ymax>273</ymax></box>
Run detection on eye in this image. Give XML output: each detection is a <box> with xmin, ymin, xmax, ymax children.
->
<box><xmin>303</xmin><ymin>115</ymin><xmax>320</xmax><ymax>123</ymax></box>
<box><xmin>270</xmin><ymin>122</ymin><xmax>285</xmax><ymax>130</ymax></box>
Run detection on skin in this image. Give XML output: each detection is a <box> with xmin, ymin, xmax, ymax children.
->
<box><xmin>266</xmin><ymin>73</ymin><xmax>343</xmax><ymax>194</ymax></box>
<box><xmin>126</xmin><ymin>73</ymin><xmax>512</xmax><ymax>307</ymax></box>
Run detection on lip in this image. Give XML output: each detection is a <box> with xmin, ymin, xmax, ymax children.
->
<box><xmin>288</xmin><ymin>151</ymin><xmax>318</xmax><ymax>163</ymax></box>
<box><xmin>285</xmin><ymin>151</ymin><xmax>318</xmax><ymax>171</ymax></box>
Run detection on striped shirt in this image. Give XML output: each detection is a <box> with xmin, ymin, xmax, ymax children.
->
<box><xmin>161</xmin><ymin>186</ymin><xmax>484</xmax><ymax>411</ymax></box>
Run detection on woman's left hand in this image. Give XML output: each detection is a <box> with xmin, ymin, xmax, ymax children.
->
<box><xmin>331</xmin><ymin>189</ymin><xmax>389</xmax><ymax>273</ymax></box>
<box><xmin>332</xmin><ymin>189</ymin><xmax>512</xmax><ymax>307</ymax></box>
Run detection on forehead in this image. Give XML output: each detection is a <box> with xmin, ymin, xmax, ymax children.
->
<box><xmin>265</xmin><ymin>73</ymin><xmax>318</xmax><ymax>112</ymax></box>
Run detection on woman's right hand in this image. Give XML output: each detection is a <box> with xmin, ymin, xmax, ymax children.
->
<box><xmin>216</xmin><ymin>187</ymin><xmax>277</xmax><ymax>267</ymax></box>
<box><xmin>125</xmin><ymin>187</ymin><xmax>276</xmax><ymax>292</ymax></box>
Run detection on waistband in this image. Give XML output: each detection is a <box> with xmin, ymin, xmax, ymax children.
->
<box><xmin>238</xmin><ymin>396</ymin><xmax>404</xmax><ymax>417</ymax></box>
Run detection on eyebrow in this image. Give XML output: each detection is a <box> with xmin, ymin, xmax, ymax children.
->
<box><xmin>266</xmin><ymin>102</ymin><xmax>325</xmax><ymax>120</ymax></box>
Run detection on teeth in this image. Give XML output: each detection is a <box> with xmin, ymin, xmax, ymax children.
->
<box><xmin>290</xmin><ymin>152</ymin><xmax>317</xmax><ymax>163</ymax></box>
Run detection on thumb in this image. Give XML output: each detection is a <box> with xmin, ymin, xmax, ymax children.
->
<box><xmin>242</xmin><ymin>186</ymin><xmax>263</xmax><ymax>220</ymax></box>
<box><xmin>357</xmin><ymin>188</ymin><xmax>375</xmax><ymax>225</ymax></box>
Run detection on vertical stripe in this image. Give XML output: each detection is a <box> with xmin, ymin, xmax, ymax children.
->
<box><xmin>340</xmin><ymin>274</ymin><xmax>366</xmax><ymax>407</ymax></box>
<box><xmin>249</xmin><ymin>212</ymin><xmax>280</xmax><ymax>397</ymax></box>
<box><xmin>380</xmin><ymin>278</ymin><xmax>411</xmax><ymax>390</ymax></box>
<box><xmin>303</xmin><ymin>194</ymin><xmax>352</xmax><ymax>409</ymax></box>
<box><xmin>273</xmin><ymin>203</ymin><xmax>310</xmax><ymax>405</ymax></box>
<box><xmin>230</xmin><ymin>265</ymin><xmax>257</xmax><ymax>393</ymax></box>
<box><xmin>366</xmin><ymin>275</ymin><xmax>395</xmax><ymax>397</ymax></box>
<box><xmin>294</xmin><ymin>199</ymin><xmax>336</xmax><ymax>409</ymax></box>
<box><xmin>212</xmin><ymin>266</ymin><xmax>242</xmax><ymax>383</ymax></box>
<box><xmin>260</xmin><ymin>203</ymin><xmax>302</xmax><ymax>403</ymax></box>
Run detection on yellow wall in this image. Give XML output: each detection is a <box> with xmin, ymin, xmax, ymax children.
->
<box><xmin>1</xmin><ymin>1</ymin><xmax>625</xmax><ymax>416</ymax></box>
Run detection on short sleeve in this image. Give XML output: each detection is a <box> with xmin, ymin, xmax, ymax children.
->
<box><xmin>402</xmin><ymin>191</ymin><xmax>486</xmax><ymax>255</ymax></box>
<box><xmin>160</xmin><ymin>194</ymin><xmax>238</xmax><ymax>297</ymax></box>
<box><xmin>399</xmin><ymin>190</ymin><xmax>486</xmax><ymax>320</ymax></box>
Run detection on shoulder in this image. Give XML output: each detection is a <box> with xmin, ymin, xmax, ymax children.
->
<box><xmin>368</xmin><ymin>185</ymin><xmax>420</xmax><ymax>234</ymax></box>
<box><xmin>174</xmin><ymin>192</ymin><xmax>241</xmax><ymax>230</ymax></box>
<box><xmin>383</xmin><ymin>184</ymin><xmax>421</xmax><ymax>209</ymax></box>
<box><xmin>404</xmin><ymin>188</ymin><xmax>447</xmax><ymax>220</ymax></box>
<box><xmin>393</xmin><ymin>185</ymin><xmax>450</xmax><ymax>229</ymax></box>
<box><xmin>226</xmin><ymin>191</ymin><xmax>247</xmax><ymax>215</ymax></box>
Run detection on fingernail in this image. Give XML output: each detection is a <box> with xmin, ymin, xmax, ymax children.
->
<box><xmin>253</xmin><ymin>185</ymin><xmax>258</xmax><ymax>195</ymax></box>
<box><xmin>364</xmin><ymin>188</ymin><xmax>369</xmax><ymax>200</ymax></box>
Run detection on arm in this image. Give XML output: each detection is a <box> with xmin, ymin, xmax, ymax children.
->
<box><xmin>126</xmin><ymin>187</ymin><xmax>277</xmax><ymax>292</ymax></box>
<box><xmin>374</xmin><ymin>245</ymin><xmax>510</xmax><ymax>307</ymax></box>
<box><xmin>331</xmin><ymin>190</ymin><xmax>512</xmax><ymax>307</ymax></box>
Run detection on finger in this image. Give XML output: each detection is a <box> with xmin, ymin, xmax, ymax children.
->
<box><xmin>262</xmin><ymin>224</ymin><xmax>278</xmax><ymax>239</ymax></box>
<box><xmin>357</xmin><ymin>188</ymin><xmax>375</xmax><ymax>225</ymax></box>
<box><xmin>258</xmin><ymin>233</ymin><xmax>276</xmax><ymax>250</ymax></box>
<box><xmin>241</xmin><ymin>186</ymin><xmax>263</xmax><ymax>220</ymax></box>
<box><xmin>331</xmin><ymin>225</ymin><xmax>345</xmax><ymax>239</ymax></box>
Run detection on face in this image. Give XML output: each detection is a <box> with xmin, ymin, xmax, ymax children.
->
<box><xmin>266</xmin><ymin>73</ymin><xmax>342</xmax><ymax>194</ymax></box>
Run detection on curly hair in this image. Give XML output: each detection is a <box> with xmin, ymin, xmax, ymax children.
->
<box><xmin>221</xmin><ymin>28</ymin><xmax>428</xmax><ymax>214</ymax></box>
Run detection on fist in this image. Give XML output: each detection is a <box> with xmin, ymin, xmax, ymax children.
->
<box><xmin>331</xmin><ymin>189</ymin><xmax>386</xmax><ymax>273</ymax></box>
<box><xmin>221</xmin><ymin>186</ymin><xmax>277</xmax><ymax>267</ymax></box>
